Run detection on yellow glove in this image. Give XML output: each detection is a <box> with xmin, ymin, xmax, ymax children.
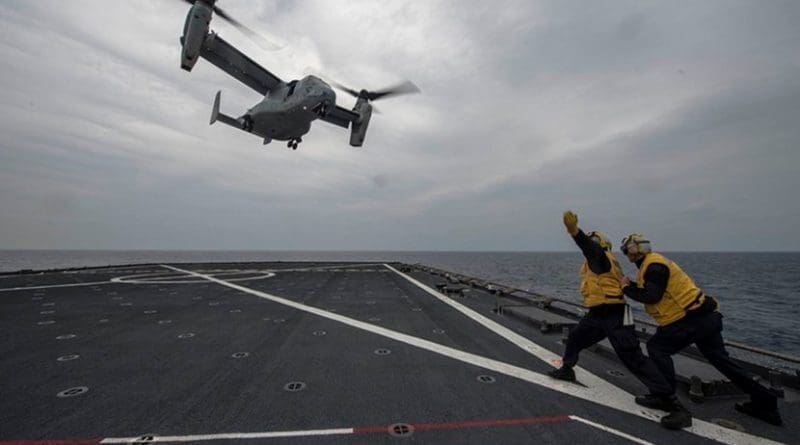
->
<box><xmin>563</xmin><ymin>210</ymin><xmax>579</xmax><ymax>236</ymax></box>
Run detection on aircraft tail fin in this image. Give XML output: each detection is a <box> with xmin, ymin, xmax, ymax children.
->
<box><xmin>209</xmin><ymin>91</ymin><xmax>240</xmax><ymax>127</ymax></box>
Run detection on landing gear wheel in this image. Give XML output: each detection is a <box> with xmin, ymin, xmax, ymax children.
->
<box><xmin>286</xmin><ymin>137</ymin><xmax>302</xmax><ymax>150</ymax></box>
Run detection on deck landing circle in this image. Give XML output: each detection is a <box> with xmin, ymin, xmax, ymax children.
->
<box><xmin>111</xmin><ymin>270</ymin><xmax>276</xmax><ymax>285</ymax></box>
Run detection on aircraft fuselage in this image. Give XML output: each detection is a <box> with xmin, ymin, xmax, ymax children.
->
<box><xmin>245</xmin><ymin>75</ymin><xmax>335</xmax><ymax>141</ymax></box>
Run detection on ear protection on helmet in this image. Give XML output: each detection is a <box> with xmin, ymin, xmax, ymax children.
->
<box><xmin>621</xmin><ymin>233</ymin><xmax>651</xmax><ymax>255</ymax></box>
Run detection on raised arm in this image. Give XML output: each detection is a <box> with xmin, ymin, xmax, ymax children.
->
<box><xmin>563</xmin><ymin>211</ymin><xmax>610</xmax><ymax>274</ymax></box>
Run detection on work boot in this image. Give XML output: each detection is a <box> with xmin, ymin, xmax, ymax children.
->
<box><xmin>735</xmin><ymin>401</ymin><xmax>783</xmax><ymax>426</ymax></box>
<box><xmin>547</xmin><ymin>366</ymin><xmax>576</xmax><ymax>382</ymax></box>
<box><xmin>635</xmin><ymin>394</ymin><xmax>677</xmax><ymax>411</ymax></box>
<box><xmin>660</xmin><ymin>400</ymin><xmax>692</xmax><ymax>430</ymax></box>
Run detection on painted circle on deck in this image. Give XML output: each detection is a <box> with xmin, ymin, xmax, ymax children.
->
<box><xmin>111</xmin><ymin>270</ymin><xmax>275</xmax><ymax>285</ymax></box>
<box><xmin>231</xmin><ymin>352</ymin><xmax>249</xmax><ymax>359</ymax></box>
<box><xmin>283</xmin><ymin>381</ymin><xmax>306</xmax><ymax>392</ymax></box>
<box><xmin>57</xmin><ymin>354</ymin><xmax>80</xmax><ymax>362</ymax></box>
<box><xmin>56</xmin><ymin>334</ymin><xmax>76</xmax><ymax>340</ymax></box>
<box><xmin>374</xmin><ymin>348</ymin><xmax>392</xmax><ymax>356</ymax></box>
<box><xmin>57</xmin><ymin>386</ymin><xmax>88</xmax><ymax>398</ymax></box>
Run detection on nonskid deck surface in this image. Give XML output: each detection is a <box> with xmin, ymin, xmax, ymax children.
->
<box><xmin>0</xmin><ymin>262</ymin><xmax>795</xmax><ymax>444</ymax></box>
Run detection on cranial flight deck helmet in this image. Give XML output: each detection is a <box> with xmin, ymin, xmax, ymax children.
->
<box><xmin>587</xmin><ymin>231</ymin><xmax>612</xmax><ymax>251</ymax></box>
<box><xmin>620</xmin><ymin>233</ymin><xmax>652</xmax><ymax>255</ymax></box>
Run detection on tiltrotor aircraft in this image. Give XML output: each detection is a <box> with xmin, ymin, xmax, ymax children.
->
<box><xmin>179</xmin><ymin>0</ymin><xmax>420</xmax><ymax>149</ymax></box>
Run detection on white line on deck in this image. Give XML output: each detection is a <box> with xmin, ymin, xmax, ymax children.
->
<box><xmin>0</xmin><ymin>281</ymin><xmax>111</xmax><ymax>292</ymax></box>
<box><xmin>100</xmin><ymin>428</ymin><xmax>354</xmax><ymax>443</ymax></box>
<box><xmin>384</xmin><ymin>264</ymin><xmax>785</xmax><ymax>445</ymax></box>
<box><xmin>160</xmin><ymin>266</ymin><xmax>614</xmax><ymax>405</ymax></box>
<box><xmin>569</xmin><ymin>415</ymin><xmax>655</xmax><ymax>445</ymax></box>
<box><xmin>264</xmin><ymin>263</ymin><xmax>386</xmax><ymax>272</ymax></box>
<box><xmin>163</xmin><ymin>264</ymin><xmax>784</xmax><ymax>445</ymax></box>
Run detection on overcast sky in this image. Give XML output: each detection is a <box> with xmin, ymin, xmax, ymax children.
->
<box><xmin>0</xmin><ymin>0</ymin><xmax>799</xmax><ymax>251</ymax></box>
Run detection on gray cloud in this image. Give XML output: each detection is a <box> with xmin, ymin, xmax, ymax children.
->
<box><xmin>1</xmin><ymin>0</ymin><xmax>799</xmax><ymax>251</ymax></box>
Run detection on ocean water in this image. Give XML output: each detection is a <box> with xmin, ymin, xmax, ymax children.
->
<box><xmin>1</xmin><ymin>250</ymin><xmax>799</xmax><ymax>364</ymax></box>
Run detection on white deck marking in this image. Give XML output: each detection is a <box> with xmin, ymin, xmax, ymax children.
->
<box><xmin>111</xmin><ymin>270</ymin><xmax>275</xmax><ymax>284</ymax></box>
<box><xmin>0</xmin><ymin>281</ymin><xmax>111</xmax><ymax>292</ymax></box>
<box><xmin>385</xmin><ymin>264</ymin><xmax>785</xmax><ymax>445</ymax></box>
<box><xmin>569</xmin><ymin>416</ymin><xmax>655</xmax><ymax>445</ymax></box>
<box><xmin>164</xmin><ymin>265</ymin><xmax>784</xmax><ymax>445</ymax></box>
<box><xmin>101</xmin><ymin>428</ymin><xmax>354</xmax><ymax>443</ymax></box>
<box><xmin>264</xmin><ymin>263</ymin><xmax>384</xmax><ymax>273</ymax></box>
<box><xmin>161</xmin><ymin>266</ymin><xmax>624</xmax><ymax>405</ymax></box>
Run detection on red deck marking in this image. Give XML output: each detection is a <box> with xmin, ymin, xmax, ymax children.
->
<box><xmin>0</xmin><ymin>440</ymin><xmax>102</xmax><ymax>445</ymax></box>
<box><xmin>354</xmin><ymin>415</ymin><xmax>572</xmax><ymax>434</ymax></box>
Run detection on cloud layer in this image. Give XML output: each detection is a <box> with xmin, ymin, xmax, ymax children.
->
<box><xmin>1</xmin><ymin>0</ymin><xmax>799</xmax><ymax>250</ymax></box>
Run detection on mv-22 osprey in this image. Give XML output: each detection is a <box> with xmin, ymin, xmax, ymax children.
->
<box><xmin>179</xmin><ymin>0</ymin><xmax>419</xmax><ymax>149</ymax></box>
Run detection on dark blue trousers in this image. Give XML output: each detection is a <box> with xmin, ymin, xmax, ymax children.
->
<box><xmin>647</xmin><ymin>311</ymin><xmax>777</xmax><ymax>409</ymax></box>
<box><xmin>563</xmin><ymin>304</ymin><xmax>673</xmax><ymax>396</ymax></box>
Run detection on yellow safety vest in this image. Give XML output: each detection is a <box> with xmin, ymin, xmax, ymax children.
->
<box><xmin>638</xmin><ymin>252</ymin><xmax>705</xmax><ymax>326</ymax></box>
<box><xmin>580</xmin><ymin>251</ymin><xmax>625</xmax><ymax>307</ymax></box>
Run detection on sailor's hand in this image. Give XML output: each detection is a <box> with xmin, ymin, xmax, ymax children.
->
<box><xmin>620</xmin><ymin>276</ymin><xmax>631</xmax><ymax>288</ymax></box>
<box><xmin>563</xmin><ymin>210</ymin><xmax>579</xmax><ymax>236</ymax></box>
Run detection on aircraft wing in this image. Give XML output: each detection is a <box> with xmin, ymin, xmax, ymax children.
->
<box><xmin>198</xmin><ymin>33</ymin><xmax>283</xmax><ymax>95</ymax></box>
<box><xmin>321</xmin><ymin>106</ymin><xmax>360</xmax><ymax>128</ymax></box>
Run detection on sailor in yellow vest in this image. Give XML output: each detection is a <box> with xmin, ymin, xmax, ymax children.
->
<box><xmin>549</xmin><ymin>212</ymin><xmax>676</xmax><ymax>409</ymax></box>
<box><xmin>620</xmin><ymin>234</ymin><xmax>783</xmax><ymax>428</ymax></box>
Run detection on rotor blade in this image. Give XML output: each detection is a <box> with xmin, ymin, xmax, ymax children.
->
<box><xmin>212</xmin><ymin>5</ymin><xmax>284</xmax><ymax>51</ymax></box>
<box><xmin>367</xmin><ymin>81</ymin><xmax>420</xmax><ymax>101</ymax></box>
<box><xmin>330</xmin><ymin>81</ymin><xmax>361</xmax><ymax>99</ymax></box>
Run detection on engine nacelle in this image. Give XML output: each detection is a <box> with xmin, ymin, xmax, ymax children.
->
<box><xmin>350</xmin><ymin>98</ymin><xmax>373</xmax><ymax>147</ymax></box>
<box><xmin>180</xmin><ymin>1</ymin><xmax>213</xmax><ymax>71</ymax></box>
